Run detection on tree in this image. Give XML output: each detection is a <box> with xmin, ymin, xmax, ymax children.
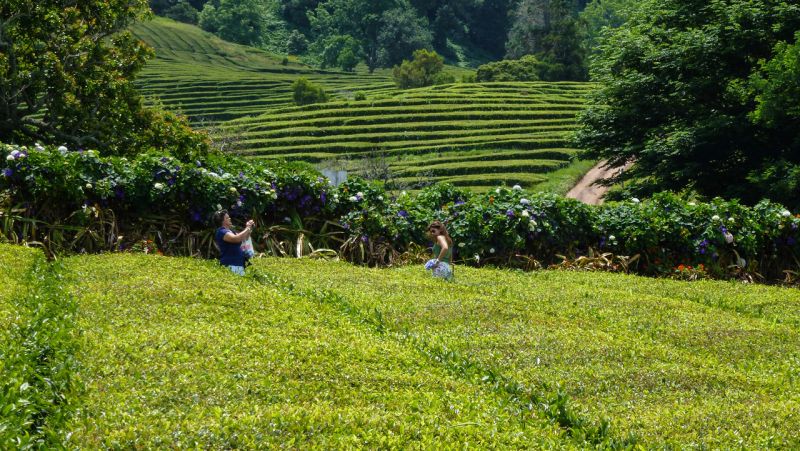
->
<box><xmin>392</xmin><ymin>49</ymin><xmax>445</xmax><ymax>89</ymax></box>
<box><xmin>377</xmin><ymin>6</ymin><xmax>433</xmax><ymax>67</ymax></box>
<box><xmin>744</xmin><ymin>32</ymin><xmax>800</xmax><ymax>205</ymax></box>
<box><xmin>0</xmin><ymin>0</ymin><xmax>208</xmax><ymax>158</ymax></box>
<box><xmin>287</xmin><ymin>29</ymin><xmax>309</xmax><ymax>54</ymax></box>
<box><xmin>308</xmin><ymin>0</ymin><xmax>408</xmax><ymax>72</ymax></box>
<box><xmin>466</xmin><ymin>0</ymin><xmax>515</xmax><ymax>59</ymax></box>
<box><xmin>199</xmin><ymin>0</ymin><xmax>271</xmax><ymax>46</ymax></box>
<box><xmin>318</xmin><ymin>34</ymin><xmax>360</xmax><ymax>70</ymax></box>
<box><xmin>579</xmin><ymin>0</ymin><xmax>636</xmax><ymax>52</ymax></box>
<box><xmin>278</xmin><ymin>0</ymin><xmax>323</xmax><ymax>30</ymax></box>
<box><xmin>165</xmin><ymin>0</ymin><xmax>200</xmax><ymax>24</ymax></box>
<box><xmin>575</xmin><ymin>0</ymin><xmax>800</xmax><ymax>208</ymax></box>
<box><xmin>505</xmin><ymin>0</ymin><xmax>587</xmax><ymax>80</ymax></box>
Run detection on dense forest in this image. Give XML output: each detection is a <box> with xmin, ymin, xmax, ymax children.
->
<box><xmin>148</xmin><ymin>0</ymin><xmax>617</xmax><ymax>79</ymax></box>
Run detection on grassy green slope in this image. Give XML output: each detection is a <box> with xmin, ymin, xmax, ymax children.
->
<box><xmin>3</xmin><ymin>243</ymin><xmax>799</xmax><ymax>447</ymax></box>
<box><xmin>255</xmin><ymin>258</ymin><xmax>800</xmax><ymax>448</ymax></box>
<box><xmin>61</xmin><ymin>253</ymin><xmax>565</xmax><ymax>448</ymax></box>
<box><xmin>0</xmin><ymin>245</ymin><xmax>38</xmax><ymax>336</ymax></box>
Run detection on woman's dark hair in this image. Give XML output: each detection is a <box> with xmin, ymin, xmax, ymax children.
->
<box><xmin>427</xmin><ymin>220</ymin><xmax>453</xmax><ymax>246</ymax></box>
<box><xmin>212</xmin><ymin>209</ymin><xmax>229</xmax><ymax>228</ymax></box>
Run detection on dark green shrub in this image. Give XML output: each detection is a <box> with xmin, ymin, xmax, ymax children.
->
<box><xmin>291</xmin><ymin>78</ymin><xmax>328</xmax><ymax>106</ymax></box>
<box><xmin>476</xmin><ymin>55</ymin><xmax>543</xmax><ymax>82</ymax></box>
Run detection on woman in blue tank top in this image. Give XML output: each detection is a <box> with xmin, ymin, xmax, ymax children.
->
<box><xmin>212</xmin><ymin>209</ymin><xmax>255</xmax><ymax>276</ymax></box>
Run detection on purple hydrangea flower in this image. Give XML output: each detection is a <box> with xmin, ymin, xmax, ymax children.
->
<box><xmin>398</xmin><ymin>210</ymin><xmax>408</xmax><ymax>218</ymax></box>
<box><xmin>506</xmin><ymin>209</ymin><xmax>515</xmax><ymax>218</ymax></box>
<box><xmin>2</xmin><ymin>168</ymin><xmax>12</xmax><ymax>177</ymax></box>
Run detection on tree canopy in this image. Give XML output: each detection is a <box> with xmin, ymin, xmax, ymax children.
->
<box><xmin>163</xmin><ymin>0</ymin><xmax>594</xmax><ymax>74</ymax></box>
<box><xmin>575</xmin><ymin>0</ymin><xmax>800</xmax><ymax>208</ymax></box>
<box><xmin>0</xmin><ymin>0</ymin><xmax>208</xmax><ymax>158</ymax></box>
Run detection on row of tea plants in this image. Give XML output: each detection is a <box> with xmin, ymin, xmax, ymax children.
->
<box><xmin>2</xmin><ymin>143</ymin><xmax>798</xmax><ymax>282</ymax></box>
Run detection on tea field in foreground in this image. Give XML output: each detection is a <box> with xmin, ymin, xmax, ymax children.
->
<box><xmin>2</xmin><ymin>244</ymin><xmax>799</xmax><ymax>448</ymax></box>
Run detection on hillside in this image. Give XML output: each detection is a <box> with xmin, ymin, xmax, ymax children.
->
<box><xmin>131</xmin><ymin>17</ymin><xmax>395</xmax><ymax>126</ymax></box>
<box><xmin>2</xmin><ymin>245</ymin><xmax>799</xmax><ymax>447</ymax></box>
<box><xmin>131</xmin><ymin>17</ymin><xmax>594</xmax><ymax>193</ymax></box>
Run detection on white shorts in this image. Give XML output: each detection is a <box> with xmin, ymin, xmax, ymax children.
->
<box><xmin>432</xmin><ymin>262</ymin><xmax>453</xmax><ymax>281</ymax></box>
<box><xmin>226</xmin><ymin>265</ymin><xmax>245</xmax><ymax>276</ymax></box>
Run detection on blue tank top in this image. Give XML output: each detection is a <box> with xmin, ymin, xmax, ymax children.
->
<box><xmin>215</xmin><ymin>227</ymin><xmax>245</xmax><ymax>267</ymax></box>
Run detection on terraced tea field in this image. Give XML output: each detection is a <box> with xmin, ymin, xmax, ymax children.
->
<box><xmin>132</xmin><ymin>18</ymin><xmax>594</xmax><ymax>193</ymax></box>
<box><xmin>131</xmin><ymin>17</ymin><xmax>394</xmax><ymax>126</ymax></box>
<box><xmin>223</xmin><ymin>82</ymin><xmax>592</xmax><ymax>191</ymax></box>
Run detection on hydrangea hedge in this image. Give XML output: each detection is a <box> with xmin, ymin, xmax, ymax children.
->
<box><xmin>2</xmin><ymin>143</ymin><xmax>799</xmax><ymax>282</ymax></box>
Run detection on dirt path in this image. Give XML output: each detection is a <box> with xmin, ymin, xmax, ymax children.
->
<box><xmin>566</xmin><ymin>161</ymin><xmax>626</xmax><ymax>205</ymax></box>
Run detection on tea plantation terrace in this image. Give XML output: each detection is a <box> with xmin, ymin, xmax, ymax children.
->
<box><xmin>223</xmin><ymin>82</ymin><xmax>591</xmax><ymax>191</ymax></box>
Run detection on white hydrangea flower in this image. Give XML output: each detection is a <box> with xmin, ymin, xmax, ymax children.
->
<box><xmin>458</xmin><ymin>242</ymin><xmax>466</xmax><ymax>248</ymax></box>
<box><xmin>57</xmin><ymin>145</ymin><xmax>68</xmax><ymax>153</ymax></box>
<box><xmin>229</xmin><ymin>187</ymin><xmax>237</xmax><ymax>193</ymax></box>
<box><xmin>521</xmin><ymin>210</ymin><xmax>530</xmax><ymax>218</ymax></box>
<box><xmin>356</xmin><ymin>192</ymin><xmax>364</xmax><ymax>198</ymax></box>
<box><xmin>631</xmin><ymin>198</ymin><xmax>640</xmax><ymax>203</ymax></box>
<box><xmin>712</xmin><ymin>215</ymin><xmax>720</xmax><ymax>221</ymax></box>
<box><xmin>781</xmin><ymin>210</ymin><xmax>791</xmax><ymax>218</ymax></box>
<box><xmin>489</xmin><ymin>247</ymin><xmax>495</xmax><ymax>254</ymax></box>
<box><xmin>35</xmin><ymin>143</ymin><xmax>44</xmax><ymax>152</ymax></box>
<box><xmin>377</xmin><ymin>195</ymin><xmax>383</xmax><ymax>201</ymax></box>
<box><xmin>154</xmin><ymin>183</ymin><xmax>164</xmax><ymax>190</ymax></box>
<box><xmin>495</xmin><ymin>188</ymin><xmax>501</xmax><ymax>194</ymax></box>
<box><xmin>349</xmin><ymin>196</ymin><xmax>357</xmax><ymax>202</ymax></box>
<box><xmin>608</xmin><ymin>235</ymin><xmax>616</xmax><ymax>241</ymax></box>
<box><xmin>85</xmin><ymin>183</ymin><xmax>92</xmax><ymax>189</ymax></box>
<box><xmin>6</xmin><ymin>154</ymin><xmax>13</xmax><ymax>161</ymax></box>
<box><xmin>512</xmin><ymin>184</ymin><xmax>522</xmax><ymax>191</ymax></box>
<box><xmin>724</xmin><ymin>232</ymin><xmax>734</xmax><ymax>244</ymax></box>
<box><xmin>727</xmin><ymin>217</ymin><xmax>734</xmax><ymax>223</ymax></box>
